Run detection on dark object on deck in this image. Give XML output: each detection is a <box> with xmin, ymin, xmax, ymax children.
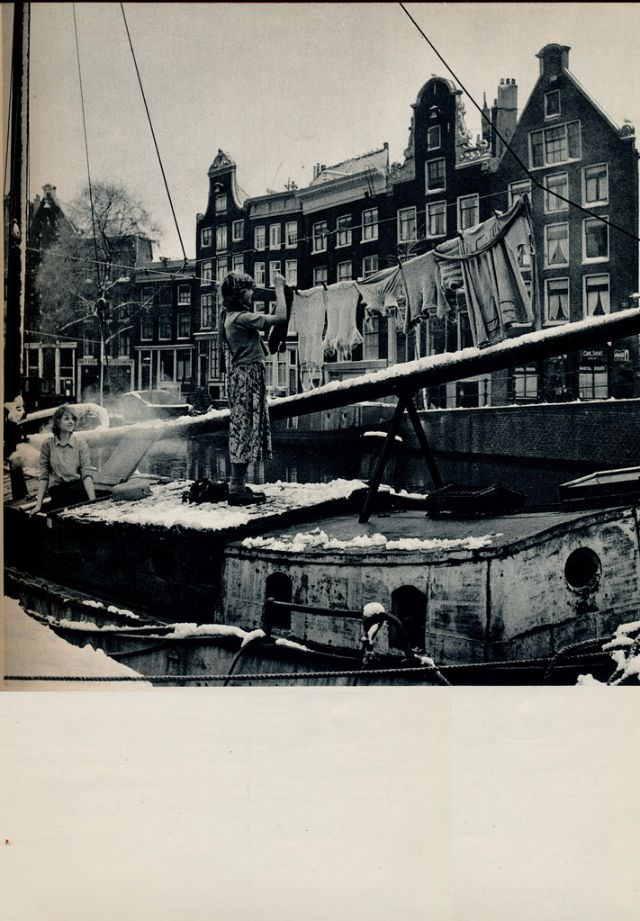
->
<box><xmin>426</xmin><ymin>482</ymin><xmax>525</xmax><ymax>518</ymax></box>
<box><xmin>182</xmin><ymin>478</ymin><xmax>229</xmax><ymax>504</ymax></box>
<box><xmin>559</xmin><ymin>466</ymin><xmax>640</xmax><ymax>510</ymax></box>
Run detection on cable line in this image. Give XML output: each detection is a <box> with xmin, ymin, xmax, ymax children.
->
<box><xmin>398</xmin><ymin>1</ymin><xmax>640</xmax><ymax>244</ymax></box>
<box><xmin>120</xmin><ymin>3</ymin><xmax>188</xmax><ymax>265</ymax></box>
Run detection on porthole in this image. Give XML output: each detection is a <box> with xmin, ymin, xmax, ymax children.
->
<box><xmin>564</xmin><ymin>547</ymin><xmax>601</xmax><ymax>591</ymax></box>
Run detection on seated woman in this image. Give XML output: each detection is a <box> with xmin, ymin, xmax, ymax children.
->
<box><xmin>31</xmin><ymin>405</ymin><xmax>96</xmax><ymax>514</ymax></box>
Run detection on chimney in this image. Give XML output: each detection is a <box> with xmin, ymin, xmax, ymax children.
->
<box><xmin>492</xmin><ymin>78</ymin><xmax>518</xmax><ymax>158</ymax></box>
<box><xmin>481</xmin><ymin>91</ymin><xmax>491</xmax><ymax>144</ymax></box>
<box><xmin>536</xmin><ymin>44</ymin><xmax>570</xmax><ymax>78</ymax></box>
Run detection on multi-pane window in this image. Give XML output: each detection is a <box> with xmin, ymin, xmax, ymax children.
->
<box><xmin>158</xmin><ymin>316</ymin><xmax>172</xmax><ymax>340</ymax></box>
<box><xmin>269</xmin><ymin>224</ymin><xmax>281</xmax><ymax>249</ymax></box>
<box><xmin>201</xmin><ymin>293</ymin><xmax>214</xmax><ymax>329</ymax></box>
<box><xmin>216</xmin><ymin>257</ymin><xmax>228</xmax><ymax>283</ymax></box>
<box><xmin>584</xmin><ymin>275</ymin><xmax>610</xmax><ymax>317</ymax></box>
<box><xmin>285</xmin><ymin>259</ymin><xmax>297</xmax><ymax>286</ymax></box>
<box><xmin>254</xmin><ymin>262</ymin><xmax>266</xmax><ymax>286</ymax></box>
<box><xmin>530</xmin><ymin>121</ymin><xmax>581</xmax><ymax>168</ymax></box>
<box><xmin>232</xmin><ymin>254</ymin><xmax>244</xmax><ymax>274</ymax></box>
<box><xmin>177</xmin><ymin>349</ymin><xmax>191</xmax><ymax>382</ymax></box>
<box><xmin>269</xmin><ymin>261</ymin><xmax>281</xmax><ymax>286</ymax></box>
<box><xmin>254</xmin><ymin>225</ymin><xmax>266</xmax><ymax>251</ymax></box>
<box><xmin>313</xmin><ymin>265</ymin><xmax>328</xmax><ymax>286</ymax></box>
<box><xmin>362</xmin><ymin>208</ymin><xmax>378</xmax><ymax>242</ymax></box>
<box><xmin>362</xmin><ymin>255</ymin><xmax>379</xmax><ymax>278</ymax></box>
<box><xmin>425</xmin><ymin>158</ymin><xmax>446</xmax><ymax>192</ymax></box>
<box><xmin>216</xmin><ymin>226</ymin><xmax>228</xmax><ymax>252</ymax></box>
<box><xmin>513</xmin><ymin>366</ymin><xmax>539</xmax><ymax>402</ymax></box>
<box><xmin>543</xmin><ymin>173</ymin><xmax>569</xmax><ymax>213</ymax></box>
<box><xmin>457</xmin><ymin>194</ymin><xmax>479</xmax><ymax>231</ymax></box>
<box><xmin>232</xmin><ymin>220</ymin><xmax>244</xmax><ymax>242</ymax></box>
<box><xmin>140</xmin><ymin>317</ymin><xmax>153</xmax><ymax>340</ymax></box>
<box><xmin>544</xmin><ymin>223</ymin><xmax>569</xmax><ymax>268</ymax></box>
<box><xmin>215</xmin><ymin>193</ymin><xmax>227</xmax><ymax>213</ymax></box>
<box><xmin>545</xmin><ymin>277</ymin><xmax>570</xmax><ymax>323</ymax></box>
<box><xmin>427</xmin><ymin>125</ymin><xmax>441</xmax><ymax>150</ymax></box>
<box><xmin>312</xmin><ymin>221</ymin><xmax>328</xmax><ymax>253</ymax></box>
<box><xmin>397</xmin><ymin>207</ymin><xmax>417</xmax><ymax>243</ymax></box>
<box><xmin>177</xmin><ymin>314</ymin><xmax>191</xmax><ymax>339</ymax></box>
<box><xmin>583</xmin><ymin>164</ymin><xmax>609</xmax><ymax>206</ymax></box>
<box><xmin>336</xmin><ymin>215</ymin><xmax>352</xmax><ymax>247</ymax></box>
<box><xmin>508</xmin><ymin>180</ymin><xmax>532</xmax><ymax>207</ymax></box>
<box><xmin>544</xmin><ymin>90</ymin><xmax>561</xmax><ymax>119</ymax></box>
<box><xmin>201</xmin><ymin>260</ymin><xmax>213</xmax><ymax>286</ymax></box>
<box><xmin>583</xmin><ymin>217</ymin><xmax>609</xmax><ymax>262</ymax></box>
<box><xmin>178</xmin><ymin>284</ymin><xmax>191</xmax><ymax>306</ymax></box>
<box><xmin>285</xmin><ymin>220</ymin><xmax>298</xmax><ymax>248</ymax></box>
<box><xmin>200</xmin><ymin>227</ymin><xmax>212</xmax><ymax>248</ymax></box>
<box><xmin>141</xmin><ymin>285</ymin><xmax>154</xmax><ymax>305</ymax></box>
<box><xmin>337</xmin><ymin>260</ymin><xmax>352</xmax><ymax>281</ymax></box>
<box><xmin>579</xmin><ymin>364</ymin><xmax>608</xmax><ymax>400</ymax></box>
<box><xmin>427</xmin><ymin>201</ymin><xmax>446</xmax><ymax>238</ymax></box>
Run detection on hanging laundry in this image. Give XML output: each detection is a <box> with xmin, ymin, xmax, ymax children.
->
<box><xmin>323</xmin><ymin>281</ymin><xmax>362</xmax><ymax>360</ymax></box>
<box><xmin>398</xmin><ymin>251</ymin><xmax>450</xmax><ymax>327</ymax></box>
<box><xmin>434</xmin><ymin>197</ymin><xmax>536</xmax><ymax>349</ymax></box>
<box><xmin>290</xmin><ymin>286</ymin><xmax>327</xmax><ymax>390</ymax></box>
<box><xmin>355</xmin><ymin>264</ymin><xmax>403</xmax><ymax>318</ymax></box>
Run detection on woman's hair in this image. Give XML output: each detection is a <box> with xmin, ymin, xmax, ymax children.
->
<box><xmin>52</xmin><ymin>404</ymin><xmax>77</xmax><ymax>437</ymax></box>
<box><xmin>221</xmin><ymin>271</ymin><xmax>255</xmax><ymax>310</ymax></box>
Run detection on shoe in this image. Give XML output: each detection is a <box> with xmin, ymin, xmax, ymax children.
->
<box><xmin>228</xmin><ymin>489</ymin><xmax>267</xmax><ymax>506</ymax></box>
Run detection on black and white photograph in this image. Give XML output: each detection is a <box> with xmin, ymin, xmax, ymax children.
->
<box><xmin>3</xmin><ymin>3</ymin><xmax>640</xmax><ymax>919</ymax></box>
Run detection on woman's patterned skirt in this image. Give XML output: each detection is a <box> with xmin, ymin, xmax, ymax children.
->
<box><xmin>227</xmin><ymin>361</ymin><xmax>272</xmax><ymax>464</ymax></box>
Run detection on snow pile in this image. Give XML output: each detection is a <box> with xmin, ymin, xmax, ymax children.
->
<box><xmin>577</xmin><ymin>618</ymin><xmax>640</xmax><ymax>686</ymax></box>
<box><xmin>3</xmin><ymin>596</ymin><xmax>152</xmax><ymax>691</ymax></box>
<box><xmin>61</xmin><ymin>479</ymin><xmax>367</xmax><ymax>531</ymax></box>
<box><xmin>155</xmin><ymin>622</ymin><xmax>249</xmax><ymax>641</ymax></box>
<box><xmin>242</xmin><ymin>527</ymin><xmax>499</xmax><ymax>553</ymax></box>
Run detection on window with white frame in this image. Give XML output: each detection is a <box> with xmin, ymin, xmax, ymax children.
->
<box><xmin>336</xmin><ymin>214</ymin><xmax>352</xmax><ymax>248</ymax></box>
<box><xmin>427</xmin><ymin>125</ymin><xmax>441</xmax><ymax>150</ymax></box>
<box><xmin>159</xmin><ymin>316</ymin><xmax>172</xmax><ymax>340</ymax></box>
<box><xmin>362</xmin><ymin>207</ymin><xmax>378</xmax><ymax>242</ymax></box>
<box><xmin>579</xmin><ymin>363</ymin><xmax>608</xmax><ymax>400</ymax></box>
<box><xmin>216</xmin><ymin>257</ymin><xmax>228</xmax><ymax>283</ymax></box>
<box><xmin>544</xmin><ymin>90</ymin><xmax>561</xmax><ymax>119</ymax></box>
<box><xmin>215</xmin><ymin>192</ymin><xmax>227</xmax><ymax>213</ymax></box>
<box><xmin>583</xmin><ymin>164</ymin><xmax>609</xmax><ymax>206</ymax></box>
<box><xmin>312</xmin><ymin>221</ymin><xmax>328</xmax><ymax>253</ymax></box>
<box><xmin>513</xmin><ymin>366</ymin><xmax>539</xmax><ymax>402</ymax></box>
<box><xmin>269</xmin><ymin>261</ymin><xmax>281</xmax><ymax>286</ymax></box>
<box><xmin>425</xmin><ymin>158</ymin><xmax>446</xmax><ymax>193</ymax></box>
<box><xmin>544</xmin><ymin>223</ymin><xmax>569</xmax><ymax>268</ymax></box>
<box><xmin>269</xmin><ymin>223</ymin><xmax>281</xmax><ymax>249</ymax></box>
<box><xmin>140</xmin><ymin>317</ymin><xmax>153</xmax><ymax>340</ymax></box>
<box><xmin>201</xmin><ymin>260</ymin><xmax>213</xmax><ymax>286</ymax></box>
<box><xmin>362</xmin><ymin>255</ymin><xmax>379</xmax><ymax>278</ymax></box>
<box><xmin>543</xmin><ymin>172</ymin><xmax>569</xmax><ymax>213</ymax></box>
<box><xmin>216</xmin><ymin>226</ymin><xmax>228</xmax><ymax>251</ymax></box>
<box><xmin>285</xmin><ymin>259</ymin><xmax>297</xmax><ymax>286</ymax></box>
<box><xmin>457</xmin><ymin>194</ymin><xmax>479</xmax><ymax>231</ymax></box>
<box><xmin>545</xmin><ymin>277</ymin><xmax>570</xmax><ymax>323</ymax></box>
<box><xmin>232</xmin><ymin>254</ymin><xmax>244</xmax><ymax>274</ymax></box>
<box><xmin>427</xmin><ymin>201</ymin><xmax>446</xmax><ymax>238</ymax></box>
<box><xmin>508</xmin><ymin>180</ymin><xmax>532</xmax><ymax>207</ymax></box>
<box><xmin>337</xmin><ymin>260</ymin><xmax>352</xmax><ymax>281</ymax></box>
<box><xmin>200</xmin><ymin>227</ymin><xmax>212</xmax><ymax>248</ymax></box>
<box><xmin>232</xmin><ymin>220</ymin><xmax>244</xmax><ymax>242</ymax></box>
<box><xmin>583</xmin><ymin>217</ymin><xmax>609</xmax><ymax>262</ymax></box>
<box><xmin>529</xmin><ymin>121</ymin><xmax>581</xmax><ymax>168</ymax></box>
<box><xmin>584</xmin><ymin>274</ymin><xmax>610</xmax><ymax>317</ymax></box>
<box><xmin>397</xmin><ymin>207</ymin><xmax>417</xmax><ymax>243</ymax></box>
<box><xmin>177</xmin><ymin>349</ymin><xmax>191</xmax><ymax>382</ymax></box>
<box><xmin>201</xmin><ymin>293</ymin><xmax>214</xmax><ymax>329</ymax></box>
<box><xmin>177</xmin><ymin>314</ymin><xmax>191</xmax><ymax>339</ymax></box>
<box><xmin>285</xmin><ymin>220</ymin><xmax>298</xmax><ymax>248</ymax></box>
<box><xmin>254</xmin><ymin>225</ymin><xmax>266</xmax><ymax>251</ymax></box>
<box><xmin>178</xmin><ymin>284</ymin><xmax>191</xmax><ymax>306</ymax></box>
<box><xmin>254</xmin><ymin>262</ymin><xmax>266</xmax><ymax>286</ymax></box>
<box><xmin>313</xmin><ymin>265</ymin><xmax>328</xmax><ymax>286</ymax></box>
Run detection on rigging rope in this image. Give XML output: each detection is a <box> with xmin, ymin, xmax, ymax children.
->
<box><xmin>71</xmin><ymin>3</ymin><xmax>103</xmax><ymax>288</ymax></box>
<box><xmin>119</xmin><ymin>3</ymin><xmax>188</xmax><ymax>265</ymax></box>
<box><xmin>398</xmin><ymin>2</ymin><xmax>640</xmax><ymax>245</ymax></box>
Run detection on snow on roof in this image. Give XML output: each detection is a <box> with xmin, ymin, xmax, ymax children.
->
<box><xmin>309</xmin><ymin>146</ymin><xmax>388</xmax><ymax>186</ymax></box>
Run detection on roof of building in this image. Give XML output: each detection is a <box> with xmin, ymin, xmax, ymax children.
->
<box><xmin>309</xmin><ymin>144</ymin><xmax>389</xmax><ymax>187</ymax></box>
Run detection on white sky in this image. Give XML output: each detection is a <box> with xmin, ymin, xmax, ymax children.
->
<box><xmin>16</xmin><ymin>2</ymin><xmax>640</xmax><ymax>258</ymax></box>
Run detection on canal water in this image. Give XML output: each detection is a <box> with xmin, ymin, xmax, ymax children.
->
<box><xmin>138</xmin><ymin>429</ymin><xmax>598</xmax><ymax>508</ymax></box>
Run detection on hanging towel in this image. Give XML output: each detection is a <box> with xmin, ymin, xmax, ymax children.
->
<box><xmin>323</xmin><ymin>281</ymin><xmax>362</xmax><ymax>360</ymax></box>
<box><xmin>290</xmin><ymin>287</ymin><xmax>327</xmax><ymax>389</ymax></box>
<box><xmin>355</xmin><ymin>265</ymin><xmax>403</xmax><ymax>317</ymax></box>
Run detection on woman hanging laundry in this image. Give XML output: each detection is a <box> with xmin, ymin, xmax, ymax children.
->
<box><xmin>220</xmin><ymin>271</ymin><xmax>287</xmax><ymax>506</ymax></box>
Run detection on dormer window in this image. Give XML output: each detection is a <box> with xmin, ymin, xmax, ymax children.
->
<box><xmin>545</xmin><ymin>90</ymin><xmax>561</xmax><ymax>119</ymax></box>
